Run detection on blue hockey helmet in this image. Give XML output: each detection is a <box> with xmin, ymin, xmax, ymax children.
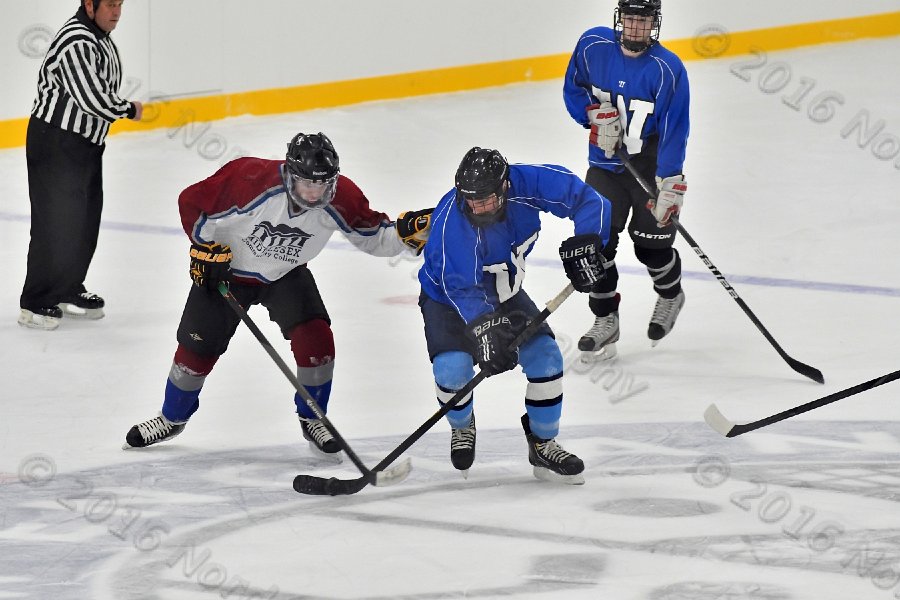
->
<box><xmin>455</xmin><ymin>147</ymin><xmax>509</xmax><ymax>227</ymax></box>
<box><xmin>615</xmin><ymin>0</ymin><xmax>662</xmax><ymax>53</ymax></box>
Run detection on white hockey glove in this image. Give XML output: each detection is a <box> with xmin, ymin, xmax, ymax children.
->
<box><xmin>647</xmin><ymin>175</ymin><xmax>687</xmax><ymax>227</ymax></box>
<box><xmin>586</xmin><ymin>102</ymin><xmax>622</xmax><ymax>159</ymax></box>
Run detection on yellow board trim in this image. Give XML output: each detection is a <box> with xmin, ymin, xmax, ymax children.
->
<box><xmin>2</xmin><ymin>11</ymin><xmax>897</xmax><ymax>150</ymax></box>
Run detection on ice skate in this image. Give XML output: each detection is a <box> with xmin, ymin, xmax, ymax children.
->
<box><xmin>521</xmin><ymin>414</ymin><xmax>584</xmax><ymax>485</ymax></box>
<box><xmin>18</xmin><ymin>306</ymin><xmax>62</xmax><ymax>331</ymax></box>
<box><xmin>648</xmin><ymin>290</ymin><xmax>685</xmax><ymax>346</ymax></box>
<box><xmin>450</xmin><ymin>415</ymin><xmax>476</xmax><ymax>477</ymax></box>
<box><xmin>300</xmin><ymin>416</ymin><xmax>343</xmax><ymax>462</ymax></box>
<box><xmin>578</xmin><ymin>311</ymin><xmax>619</xmax><ymax>362</ymax></box>
<box><xmin>123</xmin><ymin>413</ymin><xmax>186</xmax><ymax>449</ymax></box>
<box><xmin>59</xmin><ymin>292</ymin><xmax>105</xmax><ymax>320</ymax></box>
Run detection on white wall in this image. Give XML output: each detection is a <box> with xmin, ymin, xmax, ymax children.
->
<box><xmin>1</xmin><ymin>0</ymin><xmax>895</xmax><ymax>121</ymax></box>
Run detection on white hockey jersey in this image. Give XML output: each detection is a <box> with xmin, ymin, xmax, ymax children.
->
<box><xmin>179</xmin><ymin>157</ymin><xmax>409</xmax><ymax>284</ymax></box>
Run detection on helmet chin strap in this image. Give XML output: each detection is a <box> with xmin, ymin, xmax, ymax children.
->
<box><xmin>621</xmin><ymin>37</ymin><xmax>651</xmax><ymax>53</ymax></box>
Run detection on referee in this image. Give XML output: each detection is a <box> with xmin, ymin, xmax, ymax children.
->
<box><xmin>19</xmin><ymin>0</ymin><xmax>143</xmax><ymax>330</ymax></box>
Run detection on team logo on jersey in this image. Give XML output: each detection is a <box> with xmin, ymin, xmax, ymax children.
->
<box><xmin>244</xmin><ymin>221</ymin><xmax>313</xmax><ymax>262</ymax></box>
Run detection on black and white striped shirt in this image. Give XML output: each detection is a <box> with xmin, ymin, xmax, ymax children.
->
<box><xmin>31</xmin><ymin>8</ymin><xmax>134</xmax><ymax>146</ymax></box>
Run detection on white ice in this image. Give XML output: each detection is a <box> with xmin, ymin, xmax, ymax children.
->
<box><xmin>1</xmin><ymin>37</ymin><xmax>899</xmax><ymax>600</ymax></box>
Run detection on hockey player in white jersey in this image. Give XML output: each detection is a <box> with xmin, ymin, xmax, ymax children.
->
<box><xmin>564</xmin><ymin>0</ymin><xmax>690</xmax><ymax>360</ymax></box>
<box><xmin>123</xmin><ymin>132</ymin><xmax>431</xmax><ymax>457</ymax></box>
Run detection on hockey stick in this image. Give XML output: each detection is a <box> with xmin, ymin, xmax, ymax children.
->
<box><xmin>292</xmin><ymin>282</ymin><xmax>577</xmax><ymax>496</ymax></box>
<box><xmin>616</xmin><ymin>149</ymin><xmax>824</xmax><ymax>384</ymax></box>
<box><xmin>704</xmin><ymin>368</ymin><xmax>900</xmax><ymax>437</ymax></box>
<box><xmin>217</xmin><ymin>283</ymin><xmax>411</xmax><ymax>488</ymax></box>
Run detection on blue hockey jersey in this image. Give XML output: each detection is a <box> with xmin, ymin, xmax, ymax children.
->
<box><xmin>419</xmin><ymin>163</ymin><xmax>612</xmax><ymax>324</ymax></box>
<box><xmin>564</xmin><ymin>26</ymin><xmax>690</xmax><ymax>178</ymax></box>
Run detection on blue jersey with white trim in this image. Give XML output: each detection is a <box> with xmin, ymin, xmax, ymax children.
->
<box><xmin>419</xmin><ymin>163</ymin><xmax>611</xmax><ymax>324</ymax></box>
<box><xmin>564</xmin><ymin>26</ymin><xmax>690</xmax><ymax>178</ymax></box>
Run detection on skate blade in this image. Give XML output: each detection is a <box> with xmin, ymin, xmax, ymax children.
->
<box><xmin>59</xmin><ymin>304</ymin><xmax>105</xmax><ymax>320</ymax></box>
<box><xmin>307</xmin><ymin>441</ymin><xmax>344</xmax><ymax>464</ymax></box>
<box><xmin>17</xmin><ymin>311</ymin><xmax>60</xmax><ymax>331</ymax></box>
<box><xmin>532</xmin><ymin>466</ymin><xmax>585</xmax><ymax>485</ymax></box>
<box><xmin>579</xmin><ymin>343</ymin><xmax>617</xmax><ymax>363</ymax></box>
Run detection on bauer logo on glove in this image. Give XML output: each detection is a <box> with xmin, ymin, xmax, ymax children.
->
<box><xmin>396</xmin><ymin>208</ymin><xmax>433</xmax><ymax>255</ymax></box>
<box><xmin>559</xmin><ymin>233</ymin><xmax>605</xmax><ymax>293</ymax></box>
<box><xmin>189</xmin><ymin>242</ymin><xmax>233</xmax><ymax>290</ymax></box>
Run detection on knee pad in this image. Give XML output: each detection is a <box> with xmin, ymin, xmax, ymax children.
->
<box><xmin>173</xmin><ymin>344</ymin><xmax>218</xmax><ymax>377</ymax></box>
<box><xmin>288</xmin><ymin>319</ymin><xmax>335</xmax><ymax>367</ymax></box>
<box><xmin>433</xmin><ymin>351</ymin><xmax>475</xmax><ymax>391</ymax></box>
<box><xmin>519</xmin><ymin>335</ymin><xmax>563</xmax><ymax>379</ymax></box>
<box><xmin>634</xmin><ymin>246</ymin><xmax>678</xmax><ymax>269</ymax></box>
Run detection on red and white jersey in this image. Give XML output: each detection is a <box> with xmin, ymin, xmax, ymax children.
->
<box><xmin>179</xmin><ymin>157</ymin><xmax>409</xmax><ymax>284</ymax></box>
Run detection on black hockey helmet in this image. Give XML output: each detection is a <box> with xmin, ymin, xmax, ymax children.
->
<box><xmin>283</xmin><ymin>132</ymin><xmax>339</xmax><ymax>210</ymax></box>
<box><xmin>455</xmin><ymin>147</ymin><xmax>510</xmax><ymax>227</ymax></box>
<box><xmin>615</xmin><ymin>0</ymin><xmax>662</xmax><ymax>53</ymax></box>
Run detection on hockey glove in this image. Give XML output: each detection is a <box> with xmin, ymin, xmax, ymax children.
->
<box><xmin>587</xmin><ymin>102</ymin><xmax>622</xmax><ymax>159</ymax></box>
<box><xmin>396</xmin><ymin>208</ymin><xmax>433</xmax><ymax>255</ymax></box>
<box><xmin>648</xmin><ymin>175</ymin><xmax>687</xmax><ymax>227</ymax></box>
<box><xmin>189</xmin><ymin>242</ymin><xmax>233</xmax><ymax>291</ymax></box>
<box><xmin>468</xmin><ymin>311</ymin><xmax>519</xmax><ymax>377</ymax></box>
<box><xmin>559</xmin><ymin>233</ymin><xmax>605</xmax><ymax>293</ymax></box>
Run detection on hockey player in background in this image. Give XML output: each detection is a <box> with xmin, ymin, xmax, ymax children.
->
<box><xmin>417</xmin><ymin>147</ymin><xmax>612</xmax><ymax>484</ymax></box>
<box><xmin>564</xmin><ymin>0</ymin><xmax>690</xmax><ymax>360</ymax></box>
<box><xmin>123</xmin><ymin>132</ymin><xmax>431</xmax><ymax>458</ymax></box>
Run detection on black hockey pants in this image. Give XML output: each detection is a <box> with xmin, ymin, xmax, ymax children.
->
<box><xmin>20</xmin><ymin>117</ymin><xmax>105</xmax><ymax>311</ymax></box>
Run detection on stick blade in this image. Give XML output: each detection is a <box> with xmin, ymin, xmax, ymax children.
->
<box><xmin>292</xmin><ymin>458</ymin><xmax>413</xmax><ymax>496</ymax></box>
<box><xmin>292</xmin><ymin>474</ymin><xmax>367</xmax><ymax>496</ymax></box>
<box><xmin>374</xmin><ymin>457</ymin><xmax>412</xmax><ymax>487</ymax></box>
<box><xmin>788</xmin><ymin>358</ymin><xmax>825</xmax><ymax>384</ymax></box>
<box><xmin>703</xmin><ymin>404</ymin><xmax>738</xmax><ymax>437</ymax></box>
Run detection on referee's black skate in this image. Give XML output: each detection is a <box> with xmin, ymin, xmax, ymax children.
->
<box><xmin>60</xmin><ymin>292</ymin><xmax>105</xmax><ymax>320</ymax></box>
<box><xmin>521</xmin><ymin>414</ymin><xmax>584</xmax><ymax>485</ymax></box>
<box><xmin>123</xmin><ymin>413</ymin><xmax>186</xmax><ymax>449</ymax></box>
<box><xmin>450</xmin><ymin>415</ymin><xmax>476</xmax><ymax>476</ymax></box>
<box><xmin>648</xmin><ymin>290</ymin><xmax>685</xmax><ymax>346</ymax></box>
<box><xmin>299</xmin><ymin>416</ymin><xmax>342</xmax><ymax>462</ymax></box>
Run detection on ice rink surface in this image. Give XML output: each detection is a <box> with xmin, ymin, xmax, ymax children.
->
<box><xmin>1</xmin><ymin>37</ymin><xmax>899</xmax><ymax>599</ymax></box>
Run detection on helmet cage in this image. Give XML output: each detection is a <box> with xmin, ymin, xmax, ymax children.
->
<box><xmin>284</xmin><ymin>132</ymin><xmax>340</xmax><ymax>211</ymax></box>
<box><xmin>454</xmin><ymin>147</ymin><xmax>510</xmax><ymax>227</ymax></box>
<box><xmin>614</xmin><ymin>1</ymin><xmax>661</xmax><ymax>53</ymax></box>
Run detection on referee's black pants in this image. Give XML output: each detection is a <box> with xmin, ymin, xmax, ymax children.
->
<box><xmin>20</xmin><ymin>117</ymin><xmax>105</xmax><ymax>311</ymax></box>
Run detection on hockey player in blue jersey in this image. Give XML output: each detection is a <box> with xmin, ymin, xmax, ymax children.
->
<box><xmin>564</xmin><ymin>0</ymin><xmax>690</xmax><ymax>360</ymax></box>
<box><xmin>417</xmin><ymin>147</ymin><xmax>612</xmax><ymax>484</ymax></box>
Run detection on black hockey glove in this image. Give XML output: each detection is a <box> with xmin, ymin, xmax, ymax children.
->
<box><xmin>396</xmin><ymin>208</ymin><xmax>433</xmax><ymax>255</ymax></box>
<box><xmin>468</xmin><ymin>311</ymin><xmax>519</xmax><ymax>377</ymax></box>
<box><xmin>189</xmin><ymin>242</ymin><xmax>233</xmax><ymax>291</ymax></box>
<box><xmin>559</xmin><ymin>233</ymin><xmax>605</xmax><ymax>293</ymax></box>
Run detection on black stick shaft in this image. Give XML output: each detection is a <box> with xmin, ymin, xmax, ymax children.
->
<box><xmin>217</xmin><ymin>283</ymin><xmax>376</xmax><ymax>482</ymax></box>
<box><xmin>728</xmin><ymin>369</ymin><xmax>900</xmax><ymax>436</ymax></box>
<box><xmin>616</xmin><ymin>149</ymin><xmax>824</xmax><ymax>384</ymax></box>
